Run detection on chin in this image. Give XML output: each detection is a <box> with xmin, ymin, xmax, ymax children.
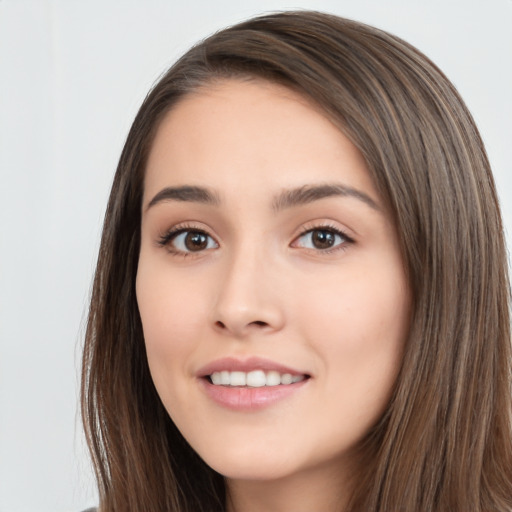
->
<box><xmin>209</xmin><ymin>459</ymin><xmax>295</xmax><ymax>482</ymax></box>
<box><xmin>196</xmin><ymin>444</ymin><xmax>301</xmax><ymax>481</ymax></box>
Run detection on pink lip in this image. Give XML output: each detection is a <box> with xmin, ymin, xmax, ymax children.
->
<box><xmin>196</xmin><ymin>356</ymin><xmax>307</xmax><ymax>377</ymax></box>
<box><xmin>196</xmin><ymin>356</ymin><xmax>310</xmax><ymax>411</ymax></box>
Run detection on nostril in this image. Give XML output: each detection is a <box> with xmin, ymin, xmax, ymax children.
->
<box><xmin>213</xmin><ymin>313</ymin><xmax>278</xmax><ymax>335</ymax></box>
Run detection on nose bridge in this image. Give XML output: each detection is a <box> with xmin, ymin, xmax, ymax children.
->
<box><xmin>212</xmin><ymin>238</ymin><xmax>284</xmax><ymax>336</ymax></box>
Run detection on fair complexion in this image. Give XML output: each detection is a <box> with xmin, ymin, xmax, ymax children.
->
<box><xmin>136</xmin><ymin>79</ymin><xmax>410</xmax><ymax>512</ymax></box>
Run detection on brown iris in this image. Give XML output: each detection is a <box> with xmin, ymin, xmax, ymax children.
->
<box><xmin>311</xmin><ymin>230</ymin><xmax>337</xmax><ymax>249</ymax></box>
<box><xmin>184</xmin><ymin>231</ymin><xmax>209</xmax><ymax>251</ymax></box>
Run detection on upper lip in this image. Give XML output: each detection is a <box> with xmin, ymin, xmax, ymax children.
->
<box><xmin>196</xmin><ymin>356</ymin><xmax>309</xmax><ymax>378</ymax></box>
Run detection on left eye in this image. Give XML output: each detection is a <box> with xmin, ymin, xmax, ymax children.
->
<box><xmin>294</xmin><ymin>228</ymin><xmax>348</xmax><ymax>250</ymax></box>
<box><xmin>169</xmin><ymin>230</ymin><xmax>218</xmax><ymax>252</ymax></box>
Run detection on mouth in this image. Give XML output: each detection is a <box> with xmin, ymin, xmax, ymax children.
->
<box><xmin>207</xmin><ymin>369</ymin><xmax>308</xmax><ymax>387</ymax></box>
<box><xmin>197</xmin><ymin>357</ymin><xmax>311</xmax><ymax>410</ymax></box>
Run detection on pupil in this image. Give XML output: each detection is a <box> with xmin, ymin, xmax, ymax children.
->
<box><xmin>312</xmin><ymin>230</ymin><xmax>335</xmax><ymax>249</ymax></box>
<box><xmin>185</xmin><ymin>232</ymin><xmax>207</xmax><ymax>251</ymax></box>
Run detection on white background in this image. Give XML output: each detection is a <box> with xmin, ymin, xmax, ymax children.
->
<box><xmin>0</xmin><ymin>1</ymin><xmax>510</xmax><ymax>511</ymax></box>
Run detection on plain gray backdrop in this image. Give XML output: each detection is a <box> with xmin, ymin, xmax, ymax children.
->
<box><xmin>0</xmin><ymin>1</ymin><xmax>511</xmax><ymax>511</ymax></box>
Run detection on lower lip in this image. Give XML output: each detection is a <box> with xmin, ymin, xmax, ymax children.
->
<box><xmin>199</xmin><ymin>378</ymin><xmax>308</xmax><ymax>411</ymax></box>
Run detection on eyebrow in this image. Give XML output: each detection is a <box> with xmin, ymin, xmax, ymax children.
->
<box><xmin>146</xmin><ymin>185</ymin><xmax>221</xmax><ymax>210</ymax></box>
<box><xmin>271</xmin><ymin>183</ymin><xmax>380</xmax><ymax>212</ymax></box>
<box><xmin>146</xmin><ymin>183</ymin><xmax>380</xmax><ymax>212</ymax></box>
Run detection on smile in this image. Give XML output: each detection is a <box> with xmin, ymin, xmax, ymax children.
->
<box><xmin>198</xmin><ymin>357</ymin><xmax>310</xmax><ymax>410</ymax></box>
<box><xmin>209</xmin><ymin>370</ymin><xmax>306</xmax><ymax>387</ymax></box>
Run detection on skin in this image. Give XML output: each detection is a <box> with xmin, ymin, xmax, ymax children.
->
<box><xmin>136</xmin><ymin>79</ymin><xmax>411</xmax><ymax>512</ymax></box>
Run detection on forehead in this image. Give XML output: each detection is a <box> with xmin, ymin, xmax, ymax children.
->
<box><xmin>144</xmin><ymin>79</ymin><xmax>376</xmax><ymax>203</ymax></box>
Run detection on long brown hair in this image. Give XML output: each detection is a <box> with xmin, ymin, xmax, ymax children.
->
<box><xmin>81</xmin><ymin>11</ymin><xmax>512</xmax><ymax>511</ymax></box>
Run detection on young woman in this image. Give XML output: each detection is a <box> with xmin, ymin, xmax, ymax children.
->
<box><xmin>81</xmin><ymin>10</ymin><xmax>512</xmax><ymax>512</ymax></box>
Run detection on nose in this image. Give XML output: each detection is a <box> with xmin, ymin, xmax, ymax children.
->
<box><xmin>211</xmin><ymin>244</ymin><xmax>285</xmax><ymax>338</ymax></box>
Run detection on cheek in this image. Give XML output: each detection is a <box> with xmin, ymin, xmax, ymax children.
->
<box><xmin>296</xmin><ymin>256</ymin><xmax>409</xmax><ymax>418</ymax></box>
<box><xmin>300</xmin><ymin>258</ymin><xmax>409</xmax><ymax>345</ymax></box>
<box><xmin>135</xmin><ymin>262</ymin><xmax>209</xmax><ymax>386</ymax></box>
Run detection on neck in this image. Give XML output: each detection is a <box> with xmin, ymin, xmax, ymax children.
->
<box><xmin>225</xmin><ymin>462</ymin><xmax>352</xmax><ymax>512</ymax></box>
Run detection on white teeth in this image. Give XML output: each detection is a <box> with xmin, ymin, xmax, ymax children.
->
<box><xmin>211</xmin><ymin>372</ymin><xmax>222</xmax><ymax>385</ymax></box>
<box><xmin>280</xmin><ymin>373</ymin><xmax>293</xmax><ymax>385</ymax></box>
<box><xmin>266</xmin><ymin>370</ymin><xmax>281</xmax><ymax>386</ymax></box>
<box><xmin>230</xmin><ymin>371</ymin><xmax>246</xmax><ymax>386</ymax></box>
<box><xmin>246</xmin><ymin>370</ymin><xmax>266</xmax><ymax>387</ymax></box>
<box><xmin>209</xmin><ymin>370</ymin><xmax>306</xmax><ymax>387</ymax></box>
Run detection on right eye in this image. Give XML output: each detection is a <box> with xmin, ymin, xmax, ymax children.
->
<box><xmin>159</xmin><ymin>229</ymin><xmax>219</xmax><ymax>254</ymax></box>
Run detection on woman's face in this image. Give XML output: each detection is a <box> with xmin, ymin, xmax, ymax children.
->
<box><xmin>136</xmin><ymin>80</ymin><xmax>410</xmax><ymax>485</ymax></box>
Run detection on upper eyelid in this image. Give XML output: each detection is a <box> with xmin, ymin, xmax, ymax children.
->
<box><xmin>157</xmin><ymin>223</ymin><xmax>218</xmax><ymax>246</ymax></box>
<box><xmin>293</xmin><ymin>223</ymin><xmax>354</xmax><ymax>242</ymax></box>
<box><xmin>292</xmin><ymin>226</ymin><xmax>352</xmax><ymax>248</ymax></box>
<box><xmin>161</xmin><ymin>221</ymin><xmax>214</xmax><ymax>237</ymax></box>
<box><xmin>160</xmin><ymin>222</ymin><xmax>349</xmax><ymax>236</ymax></box>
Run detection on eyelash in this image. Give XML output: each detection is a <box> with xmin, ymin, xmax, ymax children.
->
<box><xmin>157</xmin><ymin>223</ymin><xmax>214</xmax><ymax>257</ymax></box>
<box><xmin>157</xmin><ymin>223</ymin><xmax>354</xmax><ymax>257</ymax></box>
<box><xmin>293</xmin><ymin>223</ymin><xmax>354</xmax><ymax>254</ymax></box>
